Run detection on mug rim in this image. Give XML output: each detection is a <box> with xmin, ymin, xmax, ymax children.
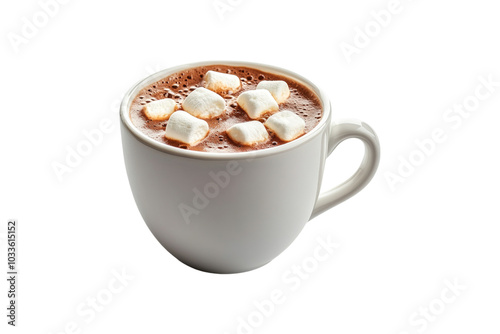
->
<box><xmin>120</xmin><ymin>60</ymin><xmax>331</xmax><ymax>160</ymax></box>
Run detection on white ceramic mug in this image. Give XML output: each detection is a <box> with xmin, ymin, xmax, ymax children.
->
<box><xmin>120</xmin><ymin>61</ymin><xmax>380</xmax><ymax>273</ymax></box>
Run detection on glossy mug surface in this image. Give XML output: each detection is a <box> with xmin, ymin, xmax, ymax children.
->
<box><xmin>120</xmin><ymin>61</ymin><xmax>380</xmax><ymax>273</ymax></box>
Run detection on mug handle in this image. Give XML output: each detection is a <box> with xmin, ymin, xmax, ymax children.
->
<box><xmin>310</xmin><ymin>119</ymin><xmax>381</xmax><ymax>220</ymax></box>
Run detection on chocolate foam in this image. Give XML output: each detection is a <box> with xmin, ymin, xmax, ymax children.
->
<box><xmin>129</xmin><ymin>65</ymin><xmax>322</xmax><ymax>153</ymax></box>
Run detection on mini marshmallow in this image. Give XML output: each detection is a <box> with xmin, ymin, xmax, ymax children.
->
<box><xmin>142</xmin><ymin>98</ymin><xmax>178</xmax><ymax>121</ymax></box>
<box><xmin>182</xmin><ymin>87</ymin><xmax>225</xmax><ymax>119</ymax></box>
<box><xmin>236</xmin><ymin>89</ymin><xmax>279</xmax><ymax>119</ymax></box>
<box><xmin>264</xmin><ymin>110</ymin><xmax>305</xmax><ymax>141</ymax></box>
<box><xmin>165</xmin><ymin>110</ymin><xmax>209</xmax><ymax>145</ymax></box>
<box><xmin>256</xmin><ymin>80</ymin><xmax>290</xmax><ymax>104</ymax></box>
<box><xmin>226</xmin><ymin>121</ymin><xmax>269</xmax><ymax>146</ymax></box>
<box><xmin>203</xmin><ymin>70</ymin><xmax>241</xmax><ymax>94</ymax></box>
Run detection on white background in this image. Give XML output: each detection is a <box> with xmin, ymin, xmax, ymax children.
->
<box><xmin>1</xmin><ymin>0</ymin><xmax>499</xmax><ymax>333</ymax></box>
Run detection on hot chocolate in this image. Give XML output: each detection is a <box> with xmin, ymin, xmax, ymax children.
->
<box><xmin>129</xmin><ymin>65</ymin><xmax>322</xmax><ymax>153</ymax></box>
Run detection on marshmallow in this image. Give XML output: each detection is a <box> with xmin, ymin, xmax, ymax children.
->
<box><xmin>203</xmin><ymin>70</ymin><xmax>241</xmax><ymax>94</ymax></box>
<box><xmin>165</xmin><ymin>110</ymin><xmax>209</xmax><ymax>146</ymax></box>
<box><xmin>256</xmin><ymin>80</ymin><xmax>290</xmax><ymax>104</ymax></box>
<box><xmin>182</xmin><ymin>87</ymin><xmax>225</xmax><ymax>119</ymax></box>
<box><xmin>142</xmin><ymin>98</ymin><xmax>178</xmax><ymax>121</ymax></box>
<box><xmin>226</xmin><ymin>121</ymin><xmax>269</xmax><ymax>146</ymax></box>
<box><xmin>264</xmin><ymin>110</ymin><xmax>305</xmax><ymax>141</ymax></box>
<box><xmin>236</xmin><ymin>90</ymin><xmax>279</xmax><ymax>119</ymax></box>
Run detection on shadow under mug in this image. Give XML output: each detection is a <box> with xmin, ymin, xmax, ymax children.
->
<box><xmin>120</xmin><ymin>61</ymin><xmax>380</xmax><ymax>273</ymax></box>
